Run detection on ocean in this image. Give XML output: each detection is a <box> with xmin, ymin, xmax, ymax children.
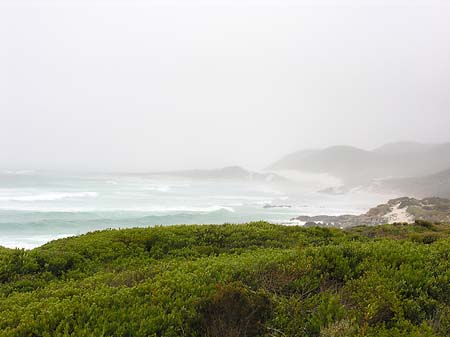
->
<box><xmin>0</xmin><ymin>170</ymin><xmax>391</xmax><ymax>249</ymax></box>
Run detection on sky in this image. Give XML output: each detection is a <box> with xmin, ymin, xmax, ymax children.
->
<box><xmin>1</xmin><ymin>0</ymin><xmax>450</xmax><ymax>172</ymax></box>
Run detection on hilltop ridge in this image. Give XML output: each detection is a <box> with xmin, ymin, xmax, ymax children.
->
<box><xmin>270</xmin><ymin>141</ymin><xmax>450</xmax><ymax>195</ymax></box>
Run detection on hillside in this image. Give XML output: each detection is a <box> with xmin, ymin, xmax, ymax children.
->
<box><xmin>1</xmin><ymin>222</ymin><xmax>450</xmax><ymax>336</ymax></box>
<box><xmin>144</xmin><ymin>166</ymin><xmax>290</xmax><ymax>184</ymax></box>
<box><xmin>269</xmin><ymin>142</ymin><xmax>450</xmax><ymax>188</ymax></box>
<box><xmin>383</xmin><ymin>169</ymin><xmax>450</xmax><ymax>198</ymax></box>
<box><xmin>270</xmin><ymin>146</ymin><xmax>384</xmax><ymax>185</ymax></box>
<box><xmin>267</xmin><ymin>149</ymin><xmax>320</xmax><ymax>170</ymax></box>
<box><xmin>373</xmin><ymin>141</ymin><xmax>439</xmax><ymax>155</ymax></box>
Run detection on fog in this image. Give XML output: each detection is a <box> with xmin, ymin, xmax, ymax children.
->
<box><xmin>1</xmin><ymin>0</ymin><xmax>450</xmax><ymax>172</ymax></box>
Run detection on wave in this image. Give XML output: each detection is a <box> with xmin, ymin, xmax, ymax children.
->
<box><xmin>2</xmin><ymin>170</ymin><xmax>36</xmax><ymax>175</ymax></box>
<box><xmin>142</xmin><ymin>185</ymin><xmax>172</xmax><ymax>192</ymax></box>
<box><xmin>141</xmin><ymin>182</ymin><xmax>191</xmax><ymax>192</ymax></box>
<box><xmin>0</xmin><ymin>191</ymin><xmax>98</xmax><ymax>202</ymax></box>
<box><xmin>0</xmin><ymin>208</ymin><xmax>241</xmax><ymax>248</ymax></box>
<box><xmin>118</xmin><ymin>205</ymin><xmax>236</xmax><ymax>213</ymax></box>
<box><xmin>0</xmin><ymin>204</ymin><xmax>235</xmax><ymax>213</ymax></box>
<box><xmin>0</xmin><ymin>233</ymin><xmax>75</xmax><ymax>249</ymax></box>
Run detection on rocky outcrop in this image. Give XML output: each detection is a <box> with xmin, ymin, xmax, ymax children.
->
<box><xmin>292</xmin><ymin>197</ymin><xmax>450</xmax><ymax>228</ymax></box>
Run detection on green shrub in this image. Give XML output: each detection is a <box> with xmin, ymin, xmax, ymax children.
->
<box><xmin>1</xmin><ymin>222</ymin><xmax>450</xmax><ymax>336</ymax></box>
<box><xmin>414</xmin><ymin>219</ymin><xmax>434</xmax><ymax>229</ymax></box>
<box><xmin>196</xmin><ymin>283</ymin><xmax>273</xmax><ymax>337</ymax></box>
<box><xmin>410</xmin><ymin>233</ymin><xmax>441</xmax><ymax>244</ymax></box>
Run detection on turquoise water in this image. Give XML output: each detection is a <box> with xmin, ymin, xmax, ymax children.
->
<box><xmin>0</xmin><ymin>171</ymin><xmax>389</xmax><ymax>248</ymax></box>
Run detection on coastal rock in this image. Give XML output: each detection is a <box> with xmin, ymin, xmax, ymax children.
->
<box><xmin>263</xmin><ymin>204</ymin><xmax>292</xmax><ymax>209</ymax></box>
<box><xmin>292</xmin><ymin>197</ymin><xmax>450</xmax><ymax>228</ymax></box>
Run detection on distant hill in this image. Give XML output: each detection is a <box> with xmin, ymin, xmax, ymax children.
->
<box><xmin>383</xmin><ymin>168</ymin><xmax>450</xmax><ymax>198</ymax></box>
<box><xmin>373</xmin><ymin>141</ymin><xmax>439</xmax><ymax>155</ymax></box>
<box><xmin>273</xmin><ymin>146</ymin><xmax>378</xmax><ymax>172</ymax></box>
<box><xmin>148</xmin><ymin>166</ymin><xmax>290</xmax><ymax>184</ymax></box>
<box><xmin>268</xmin><ymin>149</ymin><xmax>320</xmax><ymax>170</ymax></box>
<box><xmin>270</xmin><ymin>146</ymin><xmax>380</xmax><ymax>184</ymax></box>
<box><xmin>269</xmin><ymin>142</ymin><xmax>450</xmax><ymax>186</ymax></box>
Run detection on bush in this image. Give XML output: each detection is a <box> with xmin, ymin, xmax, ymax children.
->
<box><xmin>196</xmin><ymin>283</ymin><xmax>272</xmax><ymax>337</ymax></box>
<box><xmin>414</xmin><ymin>219</ymin><xmax>434</xmax><ymax>229</ymax></box>
<box><xmin>1</xmin><ymin>222</ymin><xmax>450</xmax><ymax>336</ymax></box>
<box><xmin>410</xmin><ymin>233</ymin><xmax>441</xmax><ymax>244</ymax></box>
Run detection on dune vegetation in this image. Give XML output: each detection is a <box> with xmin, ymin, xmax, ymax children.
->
<box><xmin>1</xmin><ymin>221</ymin><xmax>450</xmax><ymax>337</ymax></box>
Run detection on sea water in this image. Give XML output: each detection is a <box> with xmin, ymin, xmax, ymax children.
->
<box><xmin>0</xmin><ymin>170</ymin><xmax>391</xmax><ymax>249</ymax></box>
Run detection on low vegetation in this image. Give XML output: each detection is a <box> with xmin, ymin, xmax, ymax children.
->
<box><xmin>1</xmin><ymin>221</ymin><xmax>450</xmax><ymax>336</ymax></box>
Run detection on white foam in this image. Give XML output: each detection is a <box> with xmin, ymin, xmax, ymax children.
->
<box><xmin>0</xmin><ymin>191</ymin><xmax>98</xmax><ymax>202</ymax></box>
<box><xmin>142</xmin><ymin>185</ymin><xmax>171</xmax><ymax>192</ymax></box>
<box><xmin>113</xmin><ymin>205</ymin><xmax>236</xmax><ymax>213</ymax></box>
<box><xmin>2</xmin><ymin>170</ymin><xmax>36</xmax><ymax>175</ymax></box>
<box><xmin>0</xmin><ymin>204</ymin><xmax>235</xmax><ymax>213</ymax></box>
<box><xmin>0</xmin><ymin>233</ymin><xmax>76</xmax><ymax>249</ymax></box>
<box><xmin>272</xmin><ymin>219</ymin><xmax>306</xmax><ymax>226</ymax></box>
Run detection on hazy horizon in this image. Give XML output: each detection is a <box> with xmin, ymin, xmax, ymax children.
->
<box><xmin>2</xmin><ymin>0</ymin><xmax>450</xmax><ymax>172</ymax></box>
<box><xmin>1</xmin><ymin>140</ymin><xmax>449</xmax><ymax>174</ymax></box>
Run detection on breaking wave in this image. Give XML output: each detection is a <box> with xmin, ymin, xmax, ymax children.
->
<box><xmin>0</xmin><ymin>191</ymin><xmax>98</xmax><ymax>202</ymax></box>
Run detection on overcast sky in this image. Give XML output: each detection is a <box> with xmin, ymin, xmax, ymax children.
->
<box><xmin>1</xmin><ymin>0</ymin><xmax>449</xmax><ymax>171</ymax></box>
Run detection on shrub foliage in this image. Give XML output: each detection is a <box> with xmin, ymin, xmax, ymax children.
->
<box><xmin>0</xmin><ymin>222</ymin><xmax>450</xmax><ymax>336</ymax></box>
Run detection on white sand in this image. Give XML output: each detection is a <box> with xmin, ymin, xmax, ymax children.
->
<box><xmin>383</xmin><ymin>203</ymin><xmax>415</xmax><ymax>223</ymax></box>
